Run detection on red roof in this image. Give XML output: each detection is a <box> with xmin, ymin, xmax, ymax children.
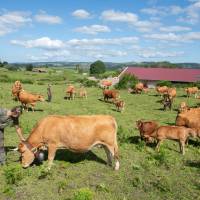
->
<box><xmin>125</xmin><ymin>67</ymin><xmax>200</xmax><ymax>83</ymax></box>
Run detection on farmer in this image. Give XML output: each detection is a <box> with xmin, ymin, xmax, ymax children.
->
<box><xmin>47</xmin><ymin>84</ymin><xmax>52</xmax><ymax>102</ymax></box>
<box><xmin>0</xmin><ymin>106</ymin><xmax>25</xmax><ymax>165</ymax></box>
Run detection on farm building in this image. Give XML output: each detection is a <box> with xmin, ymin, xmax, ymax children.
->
<box><xmin>122</xmin><ymin>67</ymin><xmax>200</xmax><ymax>88</ymax></box>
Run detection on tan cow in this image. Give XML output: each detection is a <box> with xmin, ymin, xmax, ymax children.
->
<box><xmin>18</xmin><ymin>90</ymin><xmax>44</xmax><ymax>112</ymax></box>
<box><xmin>151</xmin><ymin>126</ymin><xmax>196</xmax><ymax>155</ymax></box>
<box><xmin>167</xmin><ymin>88</ymin><xmax>176</xmax><ymax>100</ymax></box>
<box><xmin>66</xmin><ymin>85</ymin><xmax>76</xmax><ymax>100</ymax></box>
<box><xmin>18</xmin><ymin>115</ymin><xmax>120</xmax><ymax>170</ymax></box>
<box><xmin>79</xmin><ymin>87</ymin><xmax>87</xmax><ymax>99</ymax></box>
<box><xmin>179</xmin><ymin>102</ymin><xmax>189</xmax><ymax>113</ymax></box>
<box><xmin>185</xmin><ymin>87</ymin><xmax>198</xmax><ymax>98</ymax></box>
<box><xmin>134</xmin><ymin>82</ymin><xmax>144</xmax><ymax>94</ymax></box>
<box><xmin>156</xmin><ymin>86</ymin><xmax>168</xmax><ymax>96</ymax></box>
<box><xmin>176</xmin><ymin>107</ymin><xmax>200</xmax><ymax>130</ymax></box>
<box><xmin>11</xmin><ymin>80</ymin><xmax>23</xmax><ymax>100</ymax></box>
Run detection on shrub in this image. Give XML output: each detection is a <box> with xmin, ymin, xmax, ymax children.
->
<box><xmin>79</xmin><ymin>78</ymin><xmax>98</xmax><ymax>87</ymax></box>
<box><xmin>73</xmin><ymin>188</ymin><xmax>94</xmax><ymax>200</ymax></box>
<box><xmin>156</xmin><ymin>80</ymin><xmax>172</xmax><ymax>87</ymax></box>
<box><xmin>116</xmin><ymin>74</ymin><xmax>138</xmax><ymax>89</ymax></box>
<box><xmin>3</xmin><ymin>165</ymin><xmax>23</xmax><ymax>185</ymax></box>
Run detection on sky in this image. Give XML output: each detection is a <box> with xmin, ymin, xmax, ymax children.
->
<box><xmin>0</xmin><ymin>0</ymin><xmax>200</xmax><ymax>63</ymax></box>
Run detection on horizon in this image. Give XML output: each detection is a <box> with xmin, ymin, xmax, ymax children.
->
<box><xmin>0</xmin><ymin>0</ymin><xmax>200</xmax><ymax>63</ymax></box>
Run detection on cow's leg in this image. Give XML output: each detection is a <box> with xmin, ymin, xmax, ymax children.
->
<box><xmin>180</xmin><ymin>140</ymin><xmax>185</xmax><ymax>155</ymax></box>
<box><xmin>103</xmin><ymin>146</ymin><xmax>112</xmax><ymax>166</ymax></box>
<box><xmin>47</xmin><ymin>144</ymin><xmax>57</xmax><ymax>170</ymax></box>
<box><xmin>155</xmin><ymin>139</ymin><xmax>162</xmax><ymax>152</ymax></box>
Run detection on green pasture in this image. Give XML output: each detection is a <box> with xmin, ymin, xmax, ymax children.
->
<box><xmin>0</xmin><ymin>69</ymin><xmax>199</xmax><ymax>200</ymax></box>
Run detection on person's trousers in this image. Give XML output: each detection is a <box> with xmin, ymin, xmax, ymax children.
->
<box><xmin>0</xmin><ymin>128</ymin><xmax>5</xmax><ymax>164</ymax></box>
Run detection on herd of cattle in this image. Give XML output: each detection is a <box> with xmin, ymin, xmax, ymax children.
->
<box><xmin>9</xmin><ymin>80</ymin><xmax>200</xmax><ymax>169</ymax></box>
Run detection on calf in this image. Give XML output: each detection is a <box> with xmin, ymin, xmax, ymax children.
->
<box><xmin>152</xmin><ymin>126</ymin><xmax>196</xmax><ymax>155</ymax></box>
<box><xmin>114</xmin><ymin>100</ymin><xmax>125</xmax><ymax>112</ymax></box>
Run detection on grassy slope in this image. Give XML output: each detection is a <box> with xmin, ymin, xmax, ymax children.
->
<box><xmin>0</xmin><ymin>70</ymin><xmax>199</xmax><ymax>200</ymax></box>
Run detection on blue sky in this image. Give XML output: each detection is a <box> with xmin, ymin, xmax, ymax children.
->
<box><xmin>0</xmin><ymin>0</ymin><xmax>200</xmax><ymax>63</ymax></box>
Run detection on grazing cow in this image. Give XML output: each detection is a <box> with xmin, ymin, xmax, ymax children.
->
<box><xmin>151</xmin><ymin>126</ymin><xmax>197</xmax><ymax>155</ymax></box>
<box><xmin>18</xmin><ymin>115</ymin><xmax>120</xmax><ymax>170</ymax></box>
<box><xmin>79</xmin><ymin>87</ymin><xmax>87</xmax><ymax>99</ymax></box>
<box><xmin>136</xmin><ymin>120</ymin><xmax>159</xmax><ymax>142</ymax></box>
<box><xmin>114</xmin><ymin>100</ymin><xmax>125</xmax><ymax>112</ymax></box>
<box><xmin>185</xmin><ymin>87</ymin><xmax>198</xmax><ymax>98</ymax></box>
<box><xmin>179</xmin><ymin>102</ymin><xmax>189</xmax><ymax>113</ymax></box>
<box><xmin>103</xmin><ymin>89</ymin><xmax>119</xmax><ymax>102</ymax></box>
<box><xmin>134</xmin><ymin>82</ymin><xmax>144</xmax><ymax>94</ymax></box>
<box><xmin>18</xmin><ymin>90</ymin><xmax>45</xmax><ymax>112</ymax></box>
<box><xmin>156</xmin><ymin>86</ymin><xmax>168</xmax><ymax>96</ymax></box>
<box><xmin>167</xmin><ymin>88</ymin><xmax>176</xmax><ymax>100</ymax></box>
<box><xmin>66</xmin><ymin>85</ymin><xmax>76</xmax><ymax>100</ymax></box>
<box><xmin>11</xmin><ymin>81</ymin><xmax>23</xmax><ymax>100</ymax></box>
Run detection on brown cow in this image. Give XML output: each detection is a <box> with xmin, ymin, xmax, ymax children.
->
<box><xmin>18</xmin><ymin>115</ymin><xmax>120</xmax><ymax>170</ymax></box>
<box><xmin>151</xmin><ymin>126</ymin><xmax>197</xmax><ymax>155</ymax></box>
<box><xmin>18</xmin><ymin>90</ymin><xmax>45</xmax><ymax>112</ymax></box>
<box><xmin>11</xmin><ymin>81</ymin><xmax>23</xmax><ymax>100</ymax></box>
<box><xmin>185</xmin><ymin>87</ymin><xmax>198</xmax><ymax>98</ymax></box>
<box><xmin>66</xmin><ymin>85</ymin><xmax>76</xmax><ymax>100</ymax></box>
<box><xmin>103</xmin><ymin>89</ymin><xmax>119</xmax><ymax>102</ymax></box>
<box><xmin>136</xmin><ymin>120</ymin><xmax>159</xmax><ymax>142</ymax></box>
<box><xmin>156</xmin><ymin>86</ymin><xmax>168</xmax><ymax>96</ymax></box>
<box><xmin>114</xmin><ymin>100</ymin><xmax>125</xmax><ymax>112</ymax></box>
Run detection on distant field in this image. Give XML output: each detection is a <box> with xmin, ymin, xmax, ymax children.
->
<box><xmin>0</xmin><ymin>69</ymin><xmax>199</xmax><ymax>200</ymax></box>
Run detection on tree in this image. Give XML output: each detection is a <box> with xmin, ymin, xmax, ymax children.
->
<box><xmin>26</xmin><ymin>64</ymin><xmax>33</xmax><ymax>71</ymax></box>
<box><xmin>90</xmin><ymin>60</ymin><xmax>106</xmax><ymax>75</ymax></box>
<box><xmin>116</xmin><ymin>74</ymin><xmax>138</xmax><ymax>89</ymax></box>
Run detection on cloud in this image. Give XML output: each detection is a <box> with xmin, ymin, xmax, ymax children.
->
<box><xmin>74</xmin><ymin>24</ymin><xmax>110</xmax><ymax>35</ymax></box>
<box><xmin>66</xmin><ymin>37</ymin><xmax>138</xmax><ymax>46</ymax></box>
<box><xmin>0</xmin><ymin>11</ymin><xmax>32</xmax><ymax>36</ymax></box>
<box><xmin>101</xmin><ymin>10</ymin><xmax>161</xmax><ymax>32</ymax></box>
<box><xmin>11</xmin><ymin>37</ymin><xmax>65</xmax><ymax>50</ymax></box>
<box><xmin>34</xmin><ymin>11</ymin><xmax>62</xmax><ymax>24</ymax></box>
<box><xmin>141</xmin><ymin>6</ymin><xmax>183</xmax><ymax>16</ymax></box>
<box><xmin>137</xmin><ymin>49</ymin><xmax>184</xmax><ymax>58</ymax></box>
<box><xmin>159</xmin><ymin>26</ymin><xmax>191</xmax><ymax>32</ymax></box>
<box><xmin>101</xmin><ymin>10</ymin><xmax>138</xmax><ymax>23</ymax></box>
<box><xmin>144</xmin><ymin>32</ymin><xmax>200</xmax><ymax>42</ymax></box>
<box><xmin>72</xmin><ymin>9</ymin><xmax>91</xmax><ymax>19</ymax></box>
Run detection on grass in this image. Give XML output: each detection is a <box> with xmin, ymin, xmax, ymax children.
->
<box><xmin>0</xmin><ymin>69</ymin><xmax>200</xmax><ymax>200</ymax></box>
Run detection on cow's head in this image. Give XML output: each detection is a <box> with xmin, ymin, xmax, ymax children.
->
<box><xmin>18</xmin><ymin>142</ymin><xmax>36</xmax><ymax>168</ymax></box>
<box><xmin>37</xmin><ymin>95</ymin><xmax>45</xmax><ymax>102</ymax></box>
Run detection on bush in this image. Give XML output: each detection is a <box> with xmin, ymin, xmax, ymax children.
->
<box><xmin>156</xmin><ymin>80</ymin><xmax>172</xmax><ymax>87</ymax></box>
<box><xmin>73</xmin><ymin>188</ymin><xmax>94</xmax><ymax>200</ymax></box>
<box><xmin>79</xmin><ymin>78</ymin><xmax>98</xmax><ymax>87</ymax></box>
<box><xmin>4</xmin><ymin>165</ymin><xmax>23</xmax><ymax>185</ymax></box>
<box><xmin>116</xmin><ymin>74</ymin><xmax>138</xmax><ymax>89</ymax></box>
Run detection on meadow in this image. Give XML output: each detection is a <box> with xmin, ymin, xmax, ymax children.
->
<box><xmin>0</xmin><ymin>68</ymin><xmax>199</xmax><ymax>200</ymax></box>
